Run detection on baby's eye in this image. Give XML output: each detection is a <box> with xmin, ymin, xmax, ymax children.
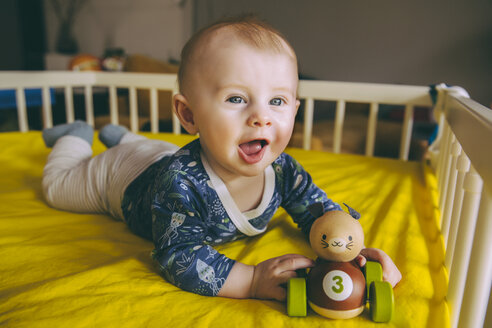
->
<box><xmin>269</xmin><ymin>98</ymin><xmax>284</xmax><ymax>106</ymax></box>
<box><xmin>227</xmin><ymin>96</ymin><xmax>245</xmax><ymax>104</ymax></box>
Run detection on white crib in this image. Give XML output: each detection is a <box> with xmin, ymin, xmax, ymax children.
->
<box><xmin>0</xmin><ymin>71</ymin><xmax>490</xmax><ymax>328</ymax></box>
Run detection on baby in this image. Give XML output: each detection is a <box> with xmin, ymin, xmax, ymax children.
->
<box><xmin>42</xmin><ymin>16</ymin><xmax>401</xmax><ymax>300</ymax></box>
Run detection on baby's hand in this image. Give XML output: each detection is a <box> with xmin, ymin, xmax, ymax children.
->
<box><xmin>251</xmin><ymin>254</ymin><xmax>315</xmax><ymax>301</ymax></box>
<box><xmin>356</xmin><ymin>248</ymin><xmax>402</xmax><ymax>287</ymax></box>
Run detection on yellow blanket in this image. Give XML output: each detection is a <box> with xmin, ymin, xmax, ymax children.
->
<box><xmin>0</xmin><ymin>132</ymin><xmax>448</xmax><ymax>327</ymax></box>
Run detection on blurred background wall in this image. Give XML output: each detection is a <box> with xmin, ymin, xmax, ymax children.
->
<box><xmin>193</xmin><ymin>0</ymin><xmax>492</xmax><ymax>108</ymax></box>
<box><xmin>0</xmin><ymin>0</ymin><xmax>490</xmax><ymax>107</ymax></box>
<box><xmin>42</xmin><ymin>0</ymin><xmax>192</xmax><ymax>64</ymax></box>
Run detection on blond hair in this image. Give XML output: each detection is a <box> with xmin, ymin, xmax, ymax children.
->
<box><xmin>177</xmin><ymin>15</ymin><xmax>297</xmax><ymax>94</ymax></box>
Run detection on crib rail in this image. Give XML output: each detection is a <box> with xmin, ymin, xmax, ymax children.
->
<box><xmin>0</xmin><ymin>72</ymin><xmax>433</xmax><ymax>161</ymax></box>
<box><xmin>430</xmin><ymin>89</ymin><xmax>492</xmax><ymax>328</ymax></box>
<box><xmin>297</xmin><ymin>80</ymin><xmax>431</xmax><ymax>159</ymax></box>
<box><xmin>0</xmin><ymin>71</ymin><xmax>178</xmax><ymax>134</ymax></box>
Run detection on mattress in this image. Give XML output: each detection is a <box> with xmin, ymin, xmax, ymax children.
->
<box><xmin>0</xmin><ymin>132</ymin><xmax>448</xmax><ymax>327</ymax></box>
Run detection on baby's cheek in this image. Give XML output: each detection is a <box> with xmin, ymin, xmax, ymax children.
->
<box><xmin>280</xmin><ymin>116</ymin><xmax>296</xmax><ymax>130</ymax></box>
<box><xmin>276</xmin><ymin>122</ymin><xmax>295</xmax><ymax>144</ymax></box>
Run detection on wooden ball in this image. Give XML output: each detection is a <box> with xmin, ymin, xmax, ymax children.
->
<box><xmin>307</xmin><ymin>260</ymin><xmax>366</xmax><ymax>319</ymax></box>
<box><xmin>309</xmin><ymin>210</ymin><xmax>364</xmax><ymax>262</ymax></box>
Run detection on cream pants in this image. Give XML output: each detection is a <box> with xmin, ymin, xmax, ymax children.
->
<box><xmin>42</xmin><ymin>133</ymin><xmax>179</xmax><ymax>220</ymax></box>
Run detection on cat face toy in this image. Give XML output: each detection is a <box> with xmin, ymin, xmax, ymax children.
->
<box><xmin>309</xmin><ymin>205</ymin><xmax>364</xmax><ymax>262</ymax></box>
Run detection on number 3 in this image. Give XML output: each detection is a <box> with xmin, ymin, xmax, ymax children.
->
<box><xmin>323</xmin><ymin>270</ymin><xmax>353</xmax><ymax>301</ymax></box>
<box><xmin>332</xmin><ymin>275</ymin><xmax>344</xmax><ymax>293</ymax></box>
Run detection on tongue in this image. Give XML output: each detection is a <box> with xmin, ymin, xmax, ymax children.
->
<box><xmin>239</xmin><ymin>140</ymin><xmax>263</xmax><ymax>155</ymax></box>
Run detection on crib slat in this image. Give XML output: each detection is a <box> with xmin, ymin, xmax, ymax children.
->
<box><xmin>441</xmin><ymin>140</ymin><xmax>462</xmax><ymax>244</ymax></box>
<box><xmin>171</xmin><ymin>88</ymin><xmax>181</xmax><ymax>135</ymax></box>
<box><xmin>109</xmin><ymin>85</ymin><xmax>118</xmax><ymax>125</ymax></box>
<box><xmin>84</xmin><ymin>86</ymin><xmax>94</xmax><ymax>127</ymax></box>
<box><xmin>429</xmin><ymin>112</ymin><xmax>445</xmax><ymax>171</ymax></box>
<box><xmin>436</xmin><ymin>122</ymin><xmax>450</xmax><ymax>199</ymax></box>
<box><xmin>42</xmin><ymin>86</ymin><xmax>53</xmax><ymax>129</ymax></box>
<box><xmin>333</xmin><ymin>100</ymin><xmax>345</xmax><ymax>153</ymax></box>
<box><xmin>129</xmin><ymin>87</ymin><xmax>138</xmax><ymax>133</ymax></box>
<box><xmin>64</xmin><ymin>86</ymin><xmax>74</xmax><ymax>123</ymax></box>
<box><xmin>399</xmin><ymin>104</ymin><xmax>414</xmax><ymax>161</ymax></box>
<box><xmin>439</xmin><ymin>132</ymin><xmax>455</xmax><ymax>221</ymax></box>
<box><xmin>445</xmin><ymin>152</ymin><xmax>470</xmax><ymax>269</ymax></box>
<box><xmin>458</xmin><ymin>189</ymin><xmax>492</xmax><ymax>328</ymax></box>
<box><xmin>365</xmin><ymin>102</ymin><xmax>378</xmax><ymax>157</ymax></box>
<box><xmin>15</xmin><ymin>88</ymin><xmax>28</xmax><ymax>132</ymax></box>
<box><xmin>172</xmin><ymin>113</ymin><xmax>181</xmax><ymax>134</ymax></box>
<box><xmin>447</xmin><ymin>167</ymin><xmax>483</xmax><ymax>328</ymax></box>
<box><xmin>303</xmin><ymin>98</ymin><xmax>314</xmax><ymax>150</ymax></box>
<box><xmin>150</xmin><ymin>88</ymin><xmax>159</xmax><ymax>133</ymax></box>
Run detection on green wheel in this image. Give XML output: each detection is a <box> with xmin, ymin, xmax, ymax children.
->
<box><xmin>287</xmin><ymin>278</ymin><xmax>307</xmax><ymax>317</ymax></box>
<box><xmin>364</xmin><ymin>261</ymin><xmax>383</xmax><ymax>299</ymax></box>
<box><xmin>370</xmin><ymin>281</ymin><xmax>394</xmax><ymax>323</ymax></box>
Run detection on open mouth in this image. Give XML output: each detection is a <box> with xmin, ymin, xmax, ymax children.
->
<box><xmin>238</xmin><ymin>139</ymin><xmax>269</xmax><ymax>164</ymax></box>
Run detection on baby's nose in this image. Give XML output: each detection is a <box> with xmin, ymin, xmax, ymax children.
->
<box><xmin>247</xmin><ymin>105</ymin><xmax>272</xmax><ymax>127</ymax></box>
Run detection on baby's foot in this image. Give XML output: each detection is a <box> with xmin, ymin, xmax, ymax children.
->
<box><xmin>42</xmin><ymin>120</ymin><xmax>93</xmax><ymax>148</ymax></box>
<box><xmin>98</xmin><ymin>124</ymin><xmax>129</xmax><ymax>148</ymax></box>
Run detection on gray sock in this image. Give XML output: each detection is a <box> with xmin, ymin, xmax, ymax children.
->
<box><xmin>42</xmin><ymin>120</ymin><xmax>93</xmax><ymax>148</ymax></box>
<box><xmin>98</xmin><ymin>124</ymin><xmax>129</xmax><ymax>148</ymax></box>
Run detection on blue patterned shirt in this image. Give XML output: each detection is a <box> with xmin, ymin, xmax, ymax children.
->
<box><xmin>121</xmin><ymin>139</ymin><xmax>340</xmax><ymax>296</ymax></box>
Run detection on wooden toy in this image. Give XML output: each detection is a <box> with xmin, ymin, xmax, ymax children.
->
<box><xmin>287</xmin><ymin>204</ymin><xmax>394</xmax><ymax>322</ymax></box>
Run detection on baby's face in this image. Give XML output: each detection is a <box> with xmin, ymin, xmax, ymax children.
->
<box><xmin>185</xmin><ymin>33</ymin><xmax>300</xmax><ymax>180</ymax></box>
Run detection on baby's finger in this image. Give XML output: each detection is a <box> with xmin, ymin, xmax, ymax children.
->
<box><xmin>355</xmin><ymin>254</ymin><xmax>367</xmax><ymax>267</ymax></box>
<box><xmin>360</xmin><ymin>248</ymin><xmax>384</xmax><ymax>262</ymax></box>
<box><xmin>384</xmin><ymin>268</ymin><xmax>402</xmax><ymax>287</ymax></box>
<box><xmin>276</xmin><ymin>253</ymin><xmax>314</xmax><ymax>261</ymax></box>
<box><xmin>275</xmin><ymin>269</ymin><xmax>299</xmax><ymax>286</ymax></box>
<box><xmin>277</xmin><ymin>254</ymin><xmax>315</xmax><ymax>272</ymax></box>
<box><xmin>361</xmin><ymin>248</ymin><xmax>402</xmax><ymax>287</ymax></box>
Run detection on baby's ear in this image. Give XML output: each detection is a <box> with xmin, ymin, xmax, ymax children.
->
<box><xmin>307</xmin><ymin>202</ymin><xmax>324</xmax><ymax>219</ymax></box>
<box><xmin>173</xmin><ymin>94</ymin><xmax>198</xmax><ymax>135</ymax></box>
